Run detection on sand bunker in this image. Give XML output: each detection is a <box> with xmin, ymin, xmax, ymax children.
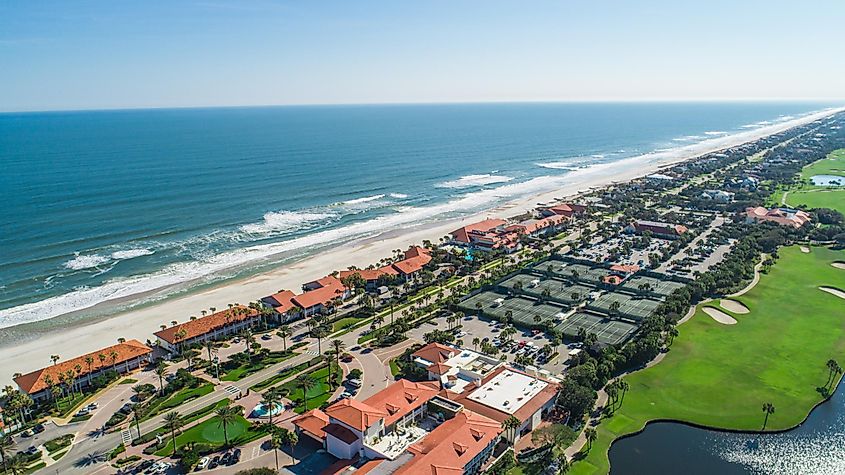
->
<box><xmin>800</xmin><ymin>246</ymin><xmax>810</xmax><ymax>253</ymax></box>
<box><xmin>720</xmin><ymin>299</ymin><xmax>749</xmax><ymax>314</ymax></box>
<box><xmin>832</xmin><ymin>262</ymin><xmax>845</xmax><ymax>270</ymax></box>
<box><xmin>703</xmin><ymin>307</ymin><xmax>737</xmax><ymax>325</ymax></box>
<box><xmin>819</xmin><ymin>287</ymin><xmax>845</xmax><ymax>300</ymax></box>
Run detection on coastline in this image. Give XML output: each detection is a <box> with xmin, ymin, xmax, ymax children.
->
<box><xmin>0</xmin><ymin>107</ymin><xmax>840</xmax><ymax>385</ymax></box>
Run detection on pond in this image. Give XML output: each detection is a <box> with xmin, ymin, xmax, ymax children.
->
<box><xmin>810</xmin><ymin>174</ymin><xmax>845</xmax><ymax>186</ymax></box>
<box><xmin>609</xmin><ymin>381</ymin><xmax>845</xmax><ymax>474</ymax></box>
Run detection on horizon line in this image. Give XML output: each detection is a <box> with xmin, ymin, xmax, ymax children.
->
<box><xmin>3</xmin><ymin>97</ymin><xmax>845</xmax><ymax>115</ymax></box>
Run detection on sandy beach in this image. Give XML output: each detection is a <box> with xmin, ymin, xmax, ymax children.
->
<box><xmin>1</xmin><ymin>107</ymin><xmax>840</xmax><ymax>385</ymax></box>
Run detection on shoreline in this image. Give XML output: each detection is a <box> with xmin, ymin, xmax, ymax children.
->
<box><xmin>1</xmin><ymin>107</ymin><xmax>840</xmax><ymax>384</ymax></box>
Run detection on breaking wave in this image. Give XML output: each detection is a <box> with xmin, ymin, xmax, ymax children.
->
<box><xmin>436</xmin><ymin>174</ymin><xmax>513</xmax><ymax>188</ymax></box>
<box><xmin>239</xmin><ymin>210</ymin><xmax>334</xmax><ymax>235</ymax></box>
<box><xmin>64</xmin><ymin>254</ymin><xmax>110</xmax><ymax>270</ymax></box>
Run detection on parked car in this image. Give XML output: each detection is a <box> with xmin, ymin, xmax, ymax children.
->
<box><xmin>25</xmin><ymin>446</ymin><xmax>39</xmax><ymax>456</ymax></box>
<box><xmin>348</xmin><ymin>378</ymin><xmax>363</xmax><ymax>388</ymax></box>
<box><xmin>209</xmin><ymin>456</ymin><xmax>220</xmax><ymax>469</ymax></box>
<box><xmin>261</xmin><ymin>334</ymin><xmax>272</xmax><ymax>340</ymax></box>
<box><xmin>20</xmin><ymin>429</ymin><xmax>33</xmax><ymax>438</ymax></box>
<box><xmin>232</xmin><ymin>448</ymin><xmax>241</xmax><ymax>463</ymax></box>
<box><xmin>76</xmin><ymin>408</ymin><xmax>89</xmax><ymax>417</ymax></box>
<box><xmin>137</xmin><ymin>459</ymin><xmax>155</xmax><ymax>471</ymax></box>
<box><xmin>33</xmin><ymin>424</ymin><xmax>45</xmax><ymax>434</ymax></box>
<box><xmin>87</xmin><ymin>402</ymin><xmax>99</xmax><ymax>410</ymax></box>
<box><xmin>196</xmin><ymin>457</ymin><xmax>210</xmax><ymax>470</ymax></box>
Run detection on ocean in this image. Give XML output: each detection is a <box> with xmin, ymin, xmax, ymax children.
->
<box><xmin>0</xmin><ymin>102</ymin><xmax>836</xmax><ymax>335</ymax></box>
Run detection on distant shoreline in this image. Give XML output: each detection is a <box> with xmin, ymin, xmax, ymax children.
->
<box><xmin>0</xmin><ymin>107</ymin><xmax>840</xmax><ymax>384</ymax></box>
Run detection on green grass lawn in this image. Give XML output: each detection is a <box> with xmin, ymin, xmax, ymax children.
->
<box><xmin>142</xmin><ymin>383</ymin><xmax>214</xmax><ymax>420</ymax></box>
<box><xmin>333</xmin><ymin>315</ymin><xmax>369</xmax><ymax>332</ymax></box>
<box><xmin>220</xmin><ymin>350</ymin><xmax>297</xmax><ymax>381</ymax></box>
<box><xmin>280</xmin><ymin>365</ymin><xmax>343</xmax><ymax>413</ymax></box>
<box><xmin>154</xmin><ymin>414</ymin><xmax>264</xmax><ymax>456</ymax></box>
<box><xmin>571</xmin><ymin>246</ymin><xmax>845</xmax><ymax>474</ymax></box>
<box><xmin>781</xmin><ymin>148</ymin><xmax>845</xmax><ymax>214</ymax></box>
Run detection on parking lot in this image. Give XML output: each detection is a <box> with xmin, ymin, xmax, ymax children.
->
<box><xmin>410</xmin><ymin>313</ymin><xmax>572</xmax><ymax>378</ymax></box>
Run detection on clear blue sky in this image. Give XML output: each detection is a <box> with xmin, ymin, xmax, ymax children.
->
<box><xmin>1</xmin><ymin>0</ymin><xmax>844</xmax><ymax>112</ymax></box>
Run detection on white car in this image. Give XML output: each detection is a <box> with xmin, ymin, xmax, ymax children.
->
<box><xmin>348</xmin><ymin>378</ymin><xmax>363</xmax><ymax>388</ymax></box>
<box><xmin>154</xmin><ymin>462</ymin><xmax>172</xmax><ymax>473</ymax></box>
<box><xmin>196</xmin><ymin>457</ymin><xmax>210</xmax><ymax>470</ymax></box>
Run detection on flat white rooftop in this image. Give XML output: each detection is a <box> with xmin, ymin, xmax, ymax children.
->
<box><xmin>466</xmin><ymin>369</ymin><xmax>548</xmax><ymax>415</ymax></box>
<box><xmin>441</xmin><ymin>349</ymin><xmax>502</xmax><ymax>394</ymax></box>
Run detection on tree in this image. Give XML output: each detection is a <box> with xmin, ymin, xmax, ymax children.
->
<box><xmin>163</xmin><ymin>411</ymin><xmax>184</xmax><ymax>455</ymax></box>
<box><xmin>50</xmin><ymin>354</ymin><xmax>60</xmax><ymax>366</ymax></box>
<box><xmin>0</xmin><ymin>435</ymin><xmax>13</xmax><ymax>474</ymax></box>
<box><xmin>295</xmin><ymin>374</ymin><xmax>316</xmax><ymax>410</ymax></box>
<box><xmin>501</xmin><ymin>415</ymin><xmax>521</xmax><ymax>446</ymax></box>
<box><xmin>761</xmin><ymin>402</ymin><xmax>775</xmax><ymax>429</ymax></box>
<box><xmin>312</xmin><ymin>326</ymin><xmax>329</xmax><ymax>355</ymax></box>
<box><xmin>262</xmin><ymin>388</ymin><xmax>282</xmax><ymax>426</ymax></box>
<box><xmin>826</xmin><ymin>358</ymin><xmax>843</xmax><ymax>390</ymax></box>
<box><xmin>472</xmin><ymin>337</ymin><xmax>480</xmax><ymax>351</ymax></box>
<box><xmin>281</xmin><ymin>428</ymin><xmax>299</xmax><ymax>463</ymax></box>
<box><xmin>331</xmin><ymin>339</ymin><xmax>346</xmax><ymax>384</ymax></box>
<box><xmin>216</xmin><ymin>406</ymin><xmax>239</xmax><ymax>447</ymax></box>
<box><xmin>270</xmin><ymin>429</ymin><xmax>283</xmax><ymax>473</ymax></box>
<box><xmin>154</xmin><ymin>363</ymin><xmax>167</xmax><ymax>395</ymax></box>
<box><xmin>277</xmin><ymin>326</ymin><xmax>291</xmax><ymax>352</ymax></box>
<box><xmin>585</xmin><ymin>427</ymin><xmax>597</xmax><ymax>451</ymax></box>
<box><xmin>109</xmin><ymin>350</ymin><xmax>119</xmax><ymax>371</ymax></box>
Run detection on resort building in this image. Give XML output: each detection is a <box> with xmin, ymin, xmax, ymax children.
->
<box><xmin>504</xmin><ymin>215</ymin><xmax>568</xmax><ymax>239</ymax></box>
<box><xmin>699</xmin><ymin>189</ymin><xmax>735</xmax><ymax>203</ymax></box>
<box><xmin>14</xmin><ymin>340</ymin><xmax>152</xmax><ymax>402</ymax></box>
<box><xmin>293</xmin><ymin>379</ymin><xmax>502</xmax><ymax>475</ymax></box>
<box><xmin>411</xmin><ymin>343</ymin><xmax>559</xmax><ymax>442</ymax></box>
<box><xmin>450</xmin><ymin>219</ymin><xmax>520</xmax><ymax>253</ymax></box>
<box><xmin>338</xmin><ymin>246</ymin><xmax>433</xmax><ymax>290</ymax></box>
<box><xmin>744</xmin><ymin>206</ymin><xmax>811</xmax><ymax>229</ymax></box>
<box><xmin>154</xmin><ymin>305</ymin><xmax>260</xmax><ymax>354</ymax></box>
<box><xmin>296</xmin><ymin>275</ymin><xmax>351</xmax><ymax>317</ymax></box>
<box><xmin>624</xmin><ymin>219</ymin><xmax>688</xmax><ymax>239</ymax></box>
<box><xmin>260</xmin><ymin>290</ymin><xmax>300</xmax><ymax>321</ymax></box>
<box><xmin>539</xmin><ymin>202</ymin><xmax>588</xmax><ymax>218</ymax></box>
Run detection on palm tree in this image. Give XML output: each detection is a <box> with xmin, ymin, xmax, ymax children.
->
<box><xmin>282</xmin><ymin>429</ymin><xmax>299</xmax><ymax>463</ymax></box>
<box><xmin>262</xmin><ymin>388</ymin><xmax>282</xmax><ymax>426</ymax></box>
<box><xmin>666</xmin><ymin>327</ymin><xmax>679</xmax><ymax>347</ymax></box>
<box><xmin>109</xmin><ymin>350</ymin><xmax>119</xmax><ymax>371</ymax></box>
<box><xmin>216</xmin><ymin>406</ymin><xmax>238</xmax><ymax>447</ymax></box>
<box><xmin>84</xmin><ymin>355</ymin><xmax>94</xmax><ymax>378</ymax></box>
<box><xmin>312</xmin><ymin>326</ymin><xmax>329</xmax><ymax>355</ymax></box>
<box><xmin>163</xmin><ymin>411</ymin><xmax>184</xmax><ymax>455</ymax></box>
<box><xmin>584</xmin><ymin>427</ymin><xmax>597</xmax><ymax>451</ymax></box>
<box><xmin>154</xmin><ymin>363</ymin><xmax>167</xmax><ymax>395</ymax></box>
<box><xmin>130</xmin><ymin>406</ymin><xmax>143</xmax><ymax>439</ymax></box>
<box><xmin>6</xmin><ymin>454</ymin><xmax>28</xmax><ymax>475</ymax></box>
<box><xmin>501</xmin><ymin>416</ymin><xmax>520</xmax><ymax>446</ymax></box>
<box><xmin>826</xmin><ymin>358</ymin><xmax>842</xmax><ymax>390</ymax></box>
<box><xmin>295</xmin><ymin>374</ymin><xmax>316</xmax><ymax>411</ymax></box>
<box><xmin>472</xmin><ymin>337</ymin><xmax>480</xmax><ymax>351</ymax></box>
<box><xmin>761</xmin><ymin>402</ymin><xmax>775</xmax><ymax>429</ymax></box>
<box><xmin>50</xmin><ymin>354</ymin><xmax>60</xmax><ymax>366</ymax></box>
<box><xmin>331</xmin><ymin>339</ymin><xmax>346</xmax><ymax>383</ymax></box>
<box><xmin>0</xmin><ymin>434</ymin><xmax>13</xmax><ymax>474</ymax></box>
<box><xmin>270</xmin><ymin>429</ymin><xmax>283</xmax><ymax>472</ymax></box>
<box><xmin>277</xmin><ymin>326</ymin><xmax>291</xmax><ymax>352</ymax></box>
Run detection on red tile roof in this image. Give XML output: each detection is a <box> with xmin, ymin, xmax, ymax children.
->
<box><xmin>266</xmin><ymin>290</ymin><xmax>298</xmax><ymax>314</ymax></box>
<box><xmin>324</xmin><ymin>422</ymin><xmax>360</xmax><ymax>444</ymax></box>
<box><xmin>427</xmin><ymin>363</ymin><xmax>452</xmax><ymax>376</ymax></box>
<box><xmin>602</xmin><ymin>275</ymin><xmax>623</xmax><ymax>285</ymax></box>
<box><xmin>362</xmin><ymin>379</ymin><xmax>440</xmax><ymax>428</ymax></box>
<box><xmin>610</xmin><ymin>264</ymin><xmax>640</xmax><ymax>274</ymax></box>
<box><xmin>292</xmin><ymin>409</ymin><xmax>329</xmax><ymax>440</ymax></box>
<box><xmin>450</xmin><ymin>219</ymin><xmax>507</xmax><ymax>243</ymax></box>
<box><xmin>338</xmin><ymin>266</ymin><xmax>398</xmax><ymax>282</ymax></box>
<box><xmin>293</xmin><ymin>275</ymin><xmax>347</xmax><ymax>310</ymax></box>
<box><xmin>324</xmin><ymin>398</ymin><xmax>387</xmax><ymax>432</ymax></box>
<box><xmin>15</xmin><ymin>340</ymin><xmax>151</xmax><ymax>395</ymax></box>
<box><xmin>154</xmin><ymin>306</ymin><xmax>259</xmax><ymax>344</ymax></box>
<box><xmin>412</xmin><ymin>343</ymin><xmax>456</xmax><ymax>365</ymax></box>
<box><xmin>745</xmin><ymin>206</ymin><xmax>811</xmax><ymax>228</ymax></box>
<box><xmin>395</xmin><ymin>410</ymin><xmax>502</xmax><ymax>475</ymax></box>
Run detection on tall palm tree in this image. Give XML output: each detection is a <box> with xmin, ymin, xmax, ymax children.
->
<box><xmin>154</xmin><ymin>363</ymin><xmax>167</xmax><ymax>395</ymax></box>
<box><xmin>277</xmin><ymin>326</ymin><xmax>291</xmax><ymax>352</ymax></box>
<box><xmin>281</xmin><ymin>429</ymin><xmax>299</xmax><ymax>463</ymax></box>
<box><xmin>6</xmin><ymin>454</ymin><xmax>27</xmax><ymax>475</ymax></box>
<box><xmin>270</xmin><ymin>430</ymin><xmax>283</xmax><ymax>472</ymax></box>
<box><xmin>761</xmin><ymin>402</ymin><xmax>775</xmax><ymax>429</ymax></box>
<box><xmin>84</xmin><ymin>355</ymin><xmax>95</xmax><ymax>379</ymax></box>
<box><xmin>331</xmin><ymin>339</ymin><xmax>346</xmax><ymax>383</ymax></box>
<box><xmin>262</xmin><ymin>388</ymin><xmax>282</xmax><ymax>426</ymax></box>
<box><xmin>501</xmin><ymin>416</ymin><xmax>520</xmax><ymax>446</ymax></box>
<box><xmin>584</xmin><ymin>428</ymin><xmax>597</xmax><ymax>451</ymax></box>
<box><xmin>295</xmin><ymin>374</ymin><xmax>316</xmax><ymax>411</ymax></box>
<box><xmin>215</xmin><ymin>406</ymin><xmax>238</xmax><ymax>447</ymax></box>
<box><xmin>312</xmin><ymin>326</ymin><xmax>329</xmax><ymax>355</ymax></box>
<box><xmin>109</xmin><ymin>350</ymin><xmax>119</xmax><ymax>372</ymax></box>
<box><xmin>0</xmin><ymin>434</ymin><xmax>13</xmax><ymax>474</ymax></box>
<box><xmin>50</xmin><ymin>354</ymin><xmax>60</xmax><ymax>366</ymax></box>
<box><xmin>163</xmin><ymin>411</ymin><xmax>184</xmax><ymax>455</ymax></box>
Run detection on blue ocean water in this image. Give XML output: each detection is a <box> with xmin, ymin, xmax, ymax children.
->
<box><xmin>0</xmin><ymin>102</ymin><xmax>836</xmax><ymax>331</ymax></box>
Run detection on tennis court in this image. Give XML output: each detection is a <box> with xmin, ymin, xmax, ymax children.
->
<box><xmin>460</xmin><ymin>291</ymin><xmax>568</xmax><ymax>327</ymax></box>
<box><xmin>532</xmin><ymin>260</ymin><xmax>608</xmax><ymax>284</ymax></box>
<box><xmin>620</xmin><ymin>275</ymin><xmax>685</xmax><ymax>297</ymax></box>
<box><xmin>587</xmin><ymin>292</ymin><xmax>662</xmax><ymax>321</ymax></box>
<box><xmin>553</xmin><ymin>312</ymin><xmax>639</xmax><ymax>346</ymax></box>
<box><xmin>498</xmin><ymin>273</ymin><xmax>596</xmax><ymax>304</ymax></box>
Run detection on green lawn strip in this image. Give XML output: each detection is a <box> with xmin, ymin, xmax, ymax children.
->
<box><xmin>571</xmin><ymin>246</ymin><xmax>845</xmax><ymax>475</ymax></box>
<box><xmin>250</xmin><ymin>358</ymin><xmax>320</xmax><ymax>391</ymax></box>
<box><xmin>52</xmin><ymin>449</ymin><xmax>69</xmax><ymax>460</ymax></box>
<box><xmin>154</xmin><ymin>414</ymin><xmax>265</xmax><ymax>457</ymax></box>
<box><xmin>142</xmin><ymin>383</ymin><xmax>215</xmax><ymax>420</ymax></box>
<box><xmin>134</xmin><ymin>399</ymin><xmax>230</xmax><ymax>445</ymax></box>
<box><xmin>44</xmin><ymin>434</ymin><xmax>74</xmax><ymax>454</ymax></box>
<box><xmin>332</xmin><ymin>315</ymin><xmax>369</xmax><ymax>332</ymax></box>
<box><xmin>783</xmin><ymin>189</ymin><xmax>845</xmax><ymax>215</ymax></box>
<box><xmin>119</xmin><ymin>378</ymin><xmax>138</xmax><ymax>385</ymax></box>
<box><xmin>280</xmin><ymin>365</ymin><xmax>343</xmax><ymax>413</ymax></box>
<box><xmin>220</xmin><ymin>350</ymin><xmax>297</xmax><ymax>381</ymax></box>
<box><xmin>389</xmin><ymin>358</ymin><xmax>401</xmax><ymax>377</ymax></box>
<box><xmin>22</xmin><ymin>461</ymin><xmax>46</xmax><ymax>475</ymax></box>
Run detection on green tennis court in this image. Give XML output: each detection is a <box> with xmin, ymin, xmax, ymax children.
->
<box><xmin>498</xmin><ymin>272</ymin><xmax>597</xmax><ymax>304</ymax></box>
<box><xmin>460</xmin><ymin>291</ymin><xmax>568</xmax><ymax>327</ymax></box>
<box><xmin>620</xmin><ymin>275</ymin><xmax>685</xmax><ymax>297</ymax></box>
<box><xmin>553</xmin><ymin>312</ymin><xmax>638</xmax><ymax>345</ymax></box>
<box><xmin>587</xmin><ymin>292</ymin><xmax>662</xmax><ymax>321</ymax></box>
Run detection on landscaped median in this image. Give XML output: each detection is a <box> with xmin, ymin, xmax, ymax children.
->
<box><xmin>570</xmin><ymin>246</ymin><xmax>845</xmax><ymax>474</ymax></box>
